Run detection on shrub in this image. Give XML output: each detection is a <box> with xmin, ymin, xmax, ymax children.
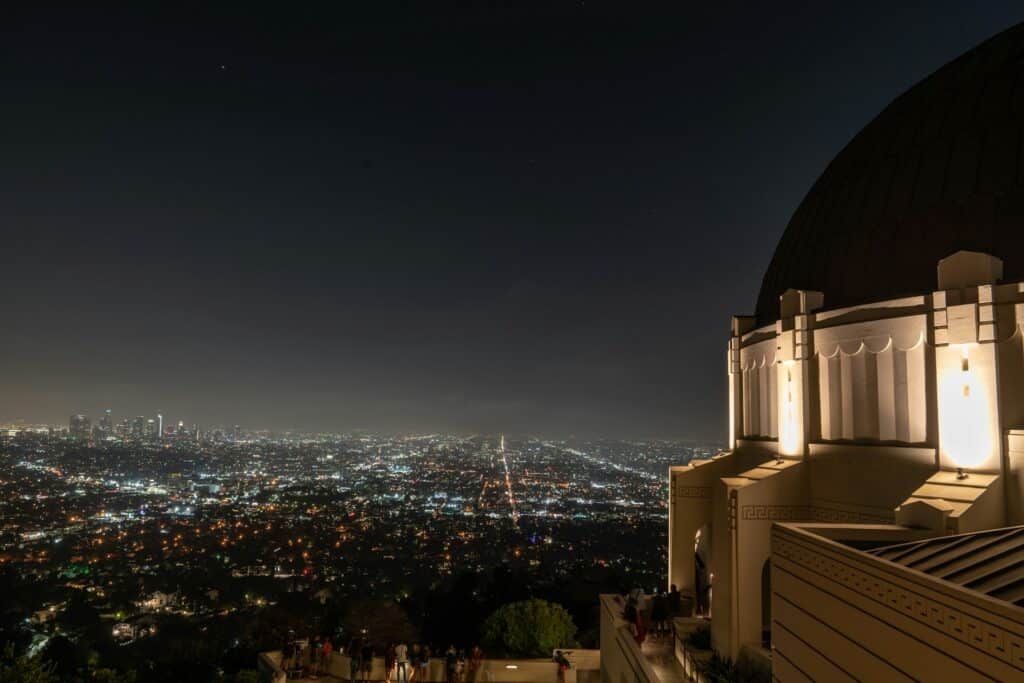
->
<box><xmin>481</xmin><ymin>599</ymin><xmax>576</xmax><ymax>658</ymax></box>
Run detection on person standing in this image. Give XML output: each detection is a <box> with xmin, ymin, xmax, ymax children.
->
<box><xmin>281</xmin><ymin>640</ymin><xmax>295</xmax><ymax>674</ymax></box>
<box><xmin>348</xmin><ymin>636</ymin><xmax>362</xmax><ymax>683</ymax></box>
<box><xmin>623</xmin><ymin>597</ymin><xmax>637</xmax><ymax>624</ymax></box>
<box><xmin>297</xmin><ymin>638</ymin><xmax>310</xmax><ymax>676</ymax></box>
<box><xmin>311</xmin><ymin>634</ymin><xmax>323</xmax><ymax>677</ymax></box>
<box><xmin>667</xmin><ymin>584</ymin><xmax>682</xmax><ymax>618</ymax></box>
<box><xmin>651</xmin><ymin>589</ymin><xmax>668</xmax><ymax>637</ymax></box>
<box><xmin>554</xmin><ymin>651</ymin><xmax>571</xmax><ymax>683</ymax></box>
<box><xmin>395</xmin><ymin>641</ymin><xmax>410</xmax><ymax>683</ymax></box>
<box><xmin>632</xmin><ymin>608</ymin><xmax>647</xmax><ymax>646</ymax></box>
<box><xmin>455</xmin><ymin>649</ymin><xmax>466</xmax><ymax>683</ymax></box>
<box><xmin>322</xmin><ymin>637</ymin><xmax>334</xmax><ymax>675</ymax></box>
<box><xmin>444</xmin><ymin>645</ymin><xmax>457</xmax><ymax>683</ymax></box>
<box><xmin>361</xmin><ymin>640</ymin><xmax>374</xmax><ymax>683</ymax></box>
<box><xmin>385</xmin><ymin>642</ymin><xmax>397</xmax><ymax>683</ymax></box>
<box><xmin>467</xmin><ymin>646</ymin><xmax>483</xmax><ymax>683</ymax></box>
<box><xmin>418</xmin><ymin>644</ymin><xmax>432</xmax><ymax>682</ymax></box>
<box><xmin>408</xmin><ymin>644</ymin><xmax>421</xmax><ymax>683</ymax></box>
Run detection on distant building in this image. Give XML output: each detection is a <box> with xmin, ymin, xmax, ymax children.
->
<box><xmin>137</xmin><ymin>590</ymin><xmax>176</xmax><ymax>613</ymax></box>
<box><xmin>98</xmin><ymin>408</ymin><xmax>113</xmax><ymax>435</ymax></box>
<box><xmin>132</xmin><ymin>415</ymin><xmax>146</xmax><ymax>438</ymax></box>
<box><xmin>69</xmin><ymin>414</ymin><xmax>90</xmax><ymax>439</ymax></box>
<box><xmin>112</xmin><ymin>615</ymin><xmax>158</xmax><ymax>642</ymax></box>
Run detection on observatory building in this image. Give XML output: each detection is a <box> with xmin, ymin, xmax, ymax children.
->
<box><xmin>604</xmin><ymin>21</ymin><xmax>1024</xmax><ymax>683</ymax></box>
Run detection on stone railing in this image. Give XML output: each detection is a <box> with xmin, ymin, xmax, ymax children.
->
<box><xmin>598</xmin><ymin>594</ymin><xmax>659</xmax><ymax>683</ymax></box>
<box><xmin>260</xmin><ymin>649</ymin><xmax>593</xmax><ymax>682</ymax></box>
<box><xmin>256</xmin><ymin>650</ymin><xmax>286</xmax><ymax>683</ymax></box>
<box><xmin>672</xmin><ymin>617</ymin><xmax>712</xmax><ymax>682</ymax></box>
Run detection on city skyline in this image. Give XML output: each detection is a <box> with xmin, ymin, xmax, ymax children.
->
<box><xmin>7</xmin><ymin>408</ymin><xmax>721</xmax><ymax>447</ymax></box>
<box><xmin>5</xmin><ymin>4</ymin><xmax>1024</xmax><ymax>440</ymax></box>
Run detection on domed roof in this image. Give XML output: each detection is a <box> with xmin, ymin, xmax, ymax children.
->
<box><xmin>756</xmin><ymin>23</ymin><xmax>1024</xmax><ymax>324</ymax></box>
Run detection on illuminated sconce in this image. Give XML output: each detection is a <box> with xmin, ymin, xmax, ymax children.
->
<box><xmin>779</xmin><ymin>361</ymin><xmax>799</xmax><ymax>457</ymax></box>
<box><xmin>958</xmin><ymin>347</ymin><xmax>970</xmax><ymax>479</ymax></box>
<box><xmin>942</xmin><ymin>344</ymin><xmax>990</xmax><ymax>475</ymax></box>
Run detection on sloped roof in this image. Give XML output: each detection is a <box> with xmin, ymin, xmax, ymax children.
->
<box><xmin>869</xmin><ymin>525</ymin><xmax>1024</xmax><ymax>607</ymax></box>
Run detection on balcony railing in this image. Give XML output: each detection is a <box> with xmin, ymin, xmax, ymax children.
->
<box><xmin>258</xmin><ymin>648</ymin><xmax>595</xmax><ymax>682</ymax></box>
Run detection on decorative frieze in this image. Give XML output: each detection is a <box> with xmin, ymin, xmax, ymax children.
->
<box><xmin>740</xmin><ymin>504</ymin><xmax>812</xmax><ymax>521</ymax></box>
<box><xmin>774</xmin><ymin>533</ymin><xmax>1024</xmax><ymax>671</ymax></box>
<box><xmin>673</xmin><ymin>486</ymin><xmax>712</xmax><ymax>499</ymax></box>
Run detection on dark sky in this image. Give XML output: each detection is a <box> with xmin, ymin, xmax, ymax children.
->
<box><xmin>3</xmin><ymin>3</ymin><xmax>1022</xmax><ymax>439</ymax></box>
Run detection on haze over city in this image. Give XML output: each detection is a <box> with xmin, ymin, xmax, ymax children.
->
<box><xmin>5</xmin><ymin>3</ymin><xmax>1023</xmax><ymax>439</ymax></box>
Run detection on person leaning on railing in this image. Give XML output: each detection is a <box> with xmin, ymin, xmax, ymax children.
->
<box><xmin>554</xmin><ymin>650</ymin><xmax>572</xmax><ymax>683</ymax></box>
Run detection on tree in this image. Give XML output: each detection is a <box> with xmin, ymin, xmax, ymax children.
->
<box><xmin>338</xmin><ymin>600</ymin><xmax>418</xmax><ymax>650</ymax></box>
<box><xmin>0</xmin><ymin>643</ymin><xmax>59</xmax><ymax>683</ymax></box>
<box><xmin>481</xmin><ymin>599</ymin><xmax>576</xmax><ymax>658</ymax></box>
<box><xmin>39</xmin><ymin>636</ymin><xmax>90</xmax><ymax>680</ymax></box>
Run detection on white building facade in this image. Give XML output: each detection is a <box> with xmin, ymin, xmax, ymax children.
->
<box><xmin>648</xmin><ymin>21</ymin><xmax>1024</xmax><ymax>682</ymax></box>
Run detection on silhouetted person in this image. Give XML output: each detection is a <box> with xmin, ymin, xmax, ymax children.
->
<box><xmin>445</xmin><ymin>644</ymin><xmax>457</xmax><ymax>683</ymax></box>
<box><xmin>667</xmin><ymin>584</ymin><xmax>682</xmax><ymax>617</ymax></box>
<box><xmin>467</xmin><ymin>645</ymin><xmax>483</xmax><ymax>683</ymax></box>
<box><xmin>418</xmin><ymin>644</ymin><xmax>432</xmax><ymax>682</ymax></box>
<box><xmin>385</xmin><ymin>642</ymin><xmax>397</xmax><ymax>683</ymax></box>
<box><xmin>623</xmin><ymin>597</ymin><xmax>637</xmax><ymax>623</ymax></box>
<box><xmin>554</xmin><ymin>650</ymin><xmax>572</xmax><ymax>683</ymax></box>
<box><xmin>311</xmin><ymin>634</ymin><xmax>322</xmax><ymax>677</ymax></box>
<box><xmin>348</xmin><ymin>636</ymin><xmax>363</xmax><ymax>682</ymax></box>
<box><xmin>361</xmin><ymin>641</ymin><xmax>374</xmax><ymax>683</ymax></box>
<box><xmin>651</xmin><ymin>589</ymin><xmax>668</xmax><ymax>636</ymax></box>
<box><xmin>409</xmin><ymin>644</ymin><xmax>423</xmax><ymax>682</ymax></box>
<box><xmin>322</xmin><ymin>637</ymin><xmax>334</xmax><ymax>672</ymax></box>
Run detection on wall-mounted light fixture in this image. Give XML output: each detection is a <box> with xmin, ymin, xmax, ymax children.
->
<box><xmin>779</xmin><ymin>361</ymin><xmax>799</xmax><ymax>455</ymax></box>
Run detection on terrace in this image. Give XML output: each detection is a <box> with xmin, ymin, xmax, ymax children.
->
<box><xmin>599</xmin><ymin>594</ymin><xmax>685</xmax><ymax>683</ymax></box>
<box><xmin>257</xmin><ymin>649</ymin><xmax>600</xmax><ymax>683</ymax></box>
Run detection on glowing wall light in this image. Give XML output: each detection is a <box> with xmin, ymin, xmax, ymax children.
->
<box><xmin>779</xmin><ymin>361</ymin><xmax>800</xmax><ymax>455</ymax></box>
<box><xmin>939</xmin><ymin>344</ymin><xmax>991</xmax><ymax>472</ymax></box>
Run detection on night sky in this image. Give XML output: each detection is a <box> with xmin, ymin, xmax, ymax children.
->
<box><xmin>3</xmin><ymin>3</ymin><xmax>1023</xmax><ymax>439</ymax></box>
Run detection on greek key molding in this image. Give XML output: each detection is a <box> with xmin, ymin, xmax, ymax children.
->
<box><xmin>811</xmin><ymin>506</ymin><xmax>894</xmax><ymax>524</ymax></box>
<box><xmin>674</xmin><ymin>486</ymin><xmax>712</xmax><ymax>499</ymax></box>
<box><xmin>774</xmin><ymin>534</ymin><xmax>1024</xmax><ymax>670</ymax></box>
<box><xmin>741</xmin><ymin>504</ymin><xmax>813</xmax><ymax>521</ymax></box>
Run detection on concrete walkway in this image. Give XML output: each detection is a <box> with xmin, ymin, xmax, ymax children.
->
<box><xmin>640</xmin><ymin>634</ymin><xmax>686</xmax><ymax>683</ymax></box>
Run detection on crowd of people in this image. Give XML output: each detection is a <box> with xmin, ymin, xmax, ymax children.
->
<box><xmin>621</xmin><ymin>584</ymin><xmax>685</xmax><ymax>646</ymax></box>
<box><xmin>279</xmin><ymin>636</ymin><xmax>488</xmax><ymax>682</ymax></box>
